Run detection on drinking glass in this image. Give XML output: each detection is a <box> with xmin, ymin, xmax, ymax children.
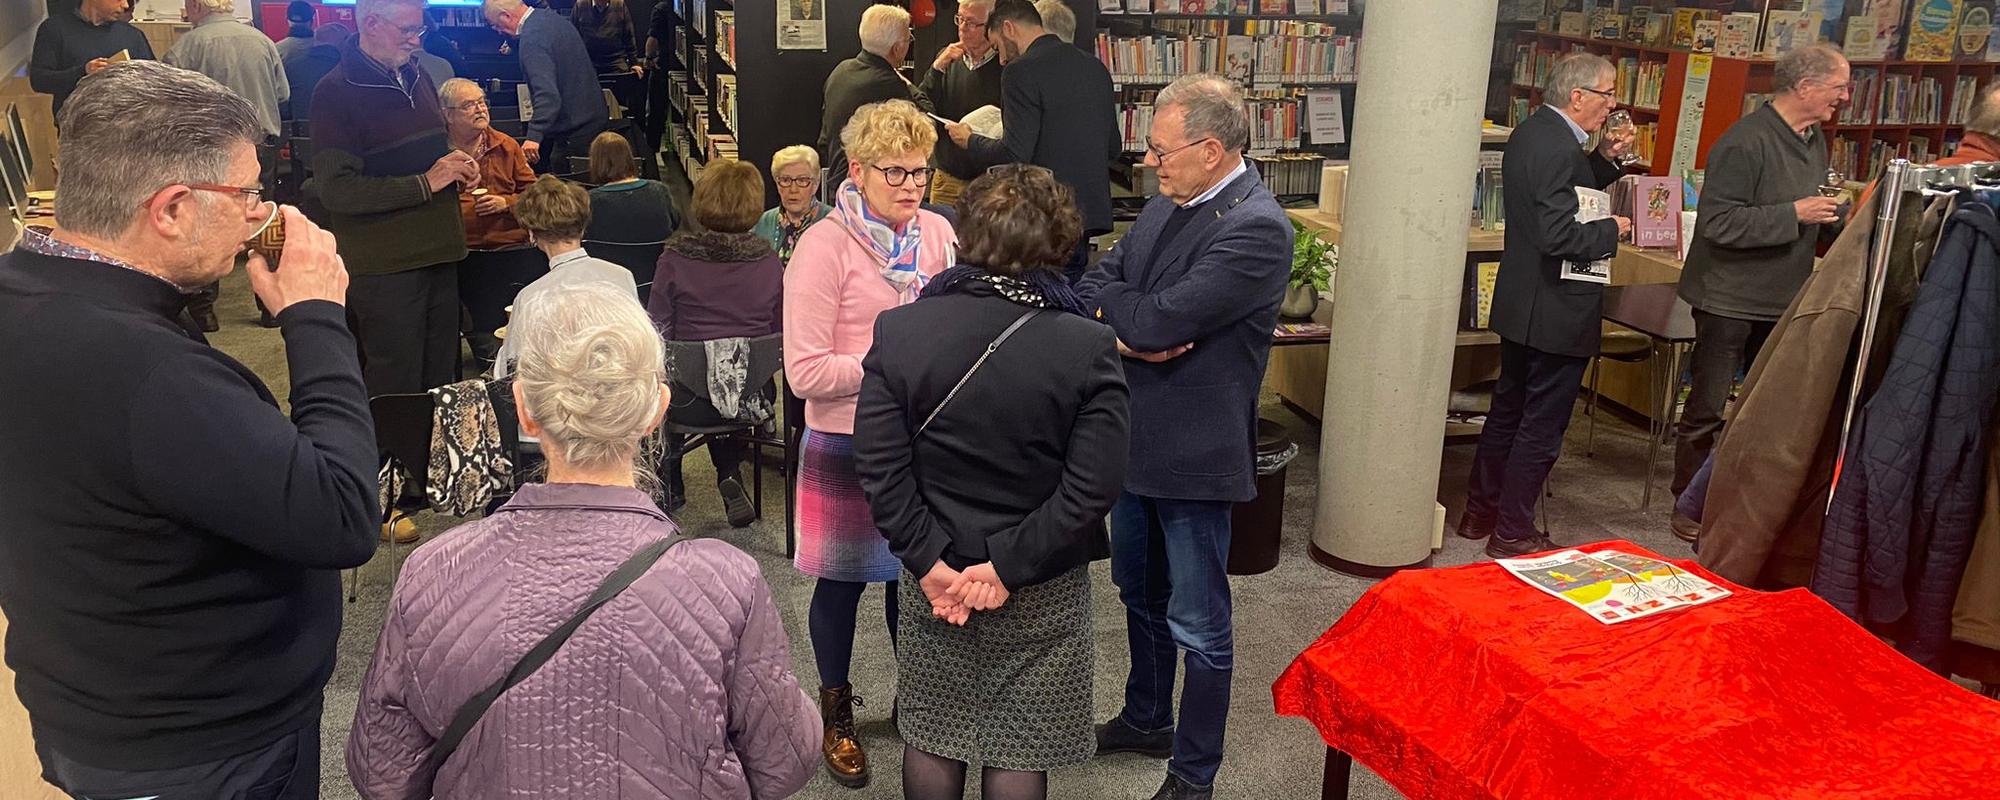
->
<box><xmin>1605</xmin><ymin>109</ymin><xmax>1641</xmax><ymax>168</ymax></box>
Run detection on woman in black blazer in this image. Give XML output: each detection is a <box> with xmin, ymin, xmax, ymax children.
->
<box><xmin>853</xmin><ymin>165</ymin><xmax>1129</xmax><ymax>800</ymax></box>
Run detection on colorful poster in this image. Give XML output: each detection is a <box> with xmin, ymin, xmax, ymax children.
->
<box><xmin>1668</xmin><ymin>54</ymin><xmax>1712</xmax><ymax>179</ymax></box>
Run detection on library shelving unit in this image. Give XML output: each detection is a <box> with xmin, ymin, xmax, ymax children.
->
<box><xmin>1092</xmin><ymin>2</ymin><xmax>1363</xmax><ymax>212</ymax></box>
<box><xmin>1510</xmin><ymin>30</ymin><xmax>2000</xmax><ymax>181</ymax></box>
<box><xmin>663</xmin><ymin>0</ymin><xmax>872</xmax><ymax>201</ymax></box>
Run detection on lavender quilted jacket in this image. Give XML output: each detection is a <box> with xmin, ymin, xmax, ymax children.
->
<box><xmin>346</xmin><ymin>483</ymin><xmax>819</xmax><ymax>799</ymax></box>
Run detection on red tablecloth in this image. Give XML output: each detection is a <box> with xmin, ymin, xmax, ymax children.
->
<box><xmin>1274</xmin><ymin>541</ymin><xmax>2000</xmax><ymax>799</ymax></box>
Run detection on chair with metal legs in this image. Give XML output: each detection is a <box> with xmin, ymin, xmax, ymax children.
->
<box><xmin>1584</xmin><ymin>330</ymin><xmax>1655</xmax><ymax>457</ymax></box>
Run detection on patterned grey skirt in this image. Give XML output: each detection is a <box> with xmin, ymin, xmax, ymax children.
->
<box><xmin>895</xmin><ymin>566</ymin><xmax>1094</xmax><ymax>771</ymax></box>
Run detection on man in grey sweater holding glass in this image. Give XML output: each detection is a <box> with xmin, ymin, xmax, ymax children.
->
<box><xmin>1673</xmin><ymin>43</ymin><xmax>1851</xmax><ymax>527</ymax></box>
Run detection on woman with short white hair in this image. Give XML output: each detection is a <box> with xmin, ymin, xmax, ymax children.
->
<box><xmin>348</xmin><ymin>281</ymin><xmax>819</xmax><ymax>799</ymax></box>
<box><xmin>754</xmin><ymin>144</ymin><xmax>833</xmax><ymax>264</ymax></box>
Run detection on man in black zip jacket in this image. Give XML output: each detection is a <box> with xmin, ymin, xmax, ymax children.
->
<box><xmin>0</xmin><ymin>61</ymin><xmax>379</xmax><ymax>799</ymax></box>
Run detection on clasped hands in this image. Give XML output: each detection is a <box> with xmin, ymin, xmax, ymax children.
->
<box><xmin>921</xmin><ymin>560</ymin><xmax>1010</xmax><ymax>626</ymax></box>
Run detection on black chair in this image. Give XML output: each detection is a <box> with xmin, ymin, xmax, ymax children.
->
<box><xmin>584</xmin><ymin>240</ymin><xmax>667</xmax><ymax>304</ymax></box>
<box><xmin>352</xmin><ymin>392</ymin><xmax>434</xmax><ymax>602</ymax></box>
<box><xmin>663</xmin><ymin>334</ymin><xmax>793</xmax><ymax>554</ymax></box>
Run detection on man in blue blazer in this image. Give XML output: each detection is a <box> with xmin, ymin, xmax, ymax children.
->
<box><xmin>1463</xmin><ymin>53</ymin><xmax>1631</xmax><ymax>558</ymax></box>
<box><xmin>1076</xmin><ymin>74</ymin><xmax>1291</xmax><ymax>800</ymax></box>
<box><xmin>484</xmin><ymin>0</ymin><xmax>610</xmax><ymax>172</ymax></box>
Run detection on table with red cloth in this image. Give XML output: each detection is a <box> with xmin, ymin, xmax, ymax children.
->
<box><xmin>1273</xmin><ymin>540</ymin><xmax>2000</xmax><ymax>799</ymax></box>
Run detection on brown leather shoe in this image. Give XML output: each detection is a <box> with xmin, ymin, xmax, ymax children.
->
<box><xmin>380</xmin><ymin>516</ymin><xmax>421</xmax><ymax>544</ymax></box>
<box><xmin>818</xmin><ymin>684</ymin><xmax>869</xmax><ymax>788</ymax></box>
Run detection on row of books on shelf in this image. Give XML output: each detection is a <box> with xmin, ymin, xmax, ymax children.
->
<box><xmin>713</xmin><ymin>11</ymin><xmax>737</xmax><ymax>69</ymax></box>
<box><xmin>1877</xmin><ymin>73</ymin><xmax>1946</xmax><ymax>125</ymax></box>
<box><xmin>1544</xmin><ymin>2</ymin><xmax>2000</xmax><ymax>63</ymax></box>
<box><xmin>1119</xmin><ymin>89</ymin><xmax>1324</xmax><ymax>151</ymax></box>
<box><xmin>1828</xmin><ymin>134</ymin><xmax>1959</xmax><ymax>181</ymax></box>
<box><xmin>1246</xmin><ymin>153</ymin><xmax>1327</xmax><ymax>196</ymax></box>
<box><xmin>1150</xmin><ymin>19</ymin><xmax>1345</xmax><ymax>37</ymax></box>
<box><xmin>1835</xmin><ymin>68</ymin><xmax>1970</xmax><ymax>126</ymax></box>
<box><xmin>1612</xmin><ymin>56</ymin><xmax>1665</xmax><ymax>109</ymax></box>
<box><xmin>682</xmin><ymin>0</ymin><xmax>711</xmax><ymax>38</ymax></box>
<box><xmin>1098</xmin><ymin>0</ymin><xmax>1350</xmax><ymax>13</ymax></box>
<box><xmin>666</xmin><ymin>70</ymin><xmax>695</xmax><ymax>120</ymax></box>
<box><xmin>715</xmin><ymin>75</ymin><xmax>738</xmax><ymax>139</ymax></box>
<box><xmin>1095</xmin><ymin>32</ymin><xmax>1358</xmax><ymax>84</ymax></box>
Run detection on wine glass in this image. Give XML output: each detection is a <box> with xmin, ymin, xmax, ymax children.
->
<box><xmin>1604</xmin><ymin>109</ymin><xmax>1641</xmax><ymax>168</ymax></box>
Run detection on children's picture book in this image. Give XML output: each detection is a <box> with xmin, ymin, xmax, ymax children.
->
<box><xmin>1847</xmin><ymin>13</ymin><xmax>1887</xmax><ymax>60</ymax></box>
<box><xmin>1958</xmin><ymin>0</ymin><xmax>1994</xmax><ymax>59</ymax></box>
<box><xmin>1905</xmin><ymin>0</ymin><xmax>1965</xmax><ymax>61</ymax></box>
<box><xmin>1865</xmin><ymin>0</ymin><xmax>1909</xmax><ymax>59</ymax></box>
<box><xmin>1631</xmin><ymin>176</ymin><xmax>1683</xmax><ymax>249</ymax></box>
<box><xmin>1497</xmin><ymin>547</ymin><xmax>1732</xmax><ymax>624</ymax></box>
<box><xmin>1672</xmin><ymin>7</ymin><xmax>1701</xmax><ymax>47</ymax></box>
<box><xmin>1764</xmin><ymin>10</ymin><xmax>1822</xmax><ymax>57</ymax></box>
<box><xmin>1692</xmin><ymin>19</ymin><xmax>1720</xmax><ymax>52</ymax></box>
<box><xmin>1717</xmin><ymin>12</ymin><xmax>1758</xmax><ymax>58</ymax></box>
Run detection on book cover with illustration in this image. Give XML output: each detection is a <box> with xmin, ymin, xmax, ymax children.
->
<box><xmin>1632</xmin><ymin>176</ymin><xmax>1683</xmax><ymax>249</ymax></box>
<box><xmin>1958</xmin><ymin>0</ymin><xmax>1994</xmax><ymax>58</ymax></box>
<box><xmin>1846</xmin><ymin>13</ymin><xmax>1887</xmax><ymax>59</ymax></box>
<box><xmin>1906</xmin><ymin>0</ymin><xmax>1965</xmax><ymax>61</ymax></box>
<box><xmin>1693</xmin><ymin>19</ymin><xmax>1720</xmax><ymax>51</ymax></box>
<box><xmin>1498</xmin><ymin>547</ymin><xmax>1732</xmax><ymax>624</ymax></box>
<box><xmin>1224</xmin><ymin>35</ymin><xmax>1254</xmax><ymax>82</ymax></box>
<box><xmin>1717</xmin><ymin>12</ymin><xmax>1759</xmax><ymax>58</ymax></box>
<box><xmin>1765</xmin><ymin>10</ymin><xmax>1823</xmax><ymax>56</ymax></box>
<box><xmin>1863</xmin><ymin>0</ymin><xmax>1908</xmax><ymax>59</ymax></box>
<box><xmin>1258</xmin><ymin>0</ymin><xmax>1288</xmax><ymax>13</ymax></box>
<box><xmin>1672</xmin><ymin>7</ymin><xmax>1701</xmax><ymax>47</ymax></box>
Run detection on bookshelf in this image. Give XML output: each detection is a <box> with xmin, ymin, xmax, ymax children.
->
<box><xmin>1509</xmin><ymin>30</ymin><xmax>2000</xmax><ymax>182</ymax></box>
<box><xmin>1092</xmin><ymin>0</ymin><xmax>1361</xmax><ymax>211</ymax></box>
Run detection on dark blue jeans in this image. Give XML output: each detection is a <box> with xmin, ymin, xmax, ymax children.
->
<box><xmin>1110</xmin><ymin>491</ymin><xmax>1234</xmax><ymax>788</ymax></box>
<box><xmin>1466</xmin><ymin>338</ymin><xmax>1589</xmax><ymax>541</ymax></box>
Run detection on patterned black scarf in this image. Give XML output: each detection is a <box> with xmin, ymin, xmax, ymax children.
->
<box><xmin>920</xmin><ymin>264</ymin><xmax>1089</xmax><ymax>317</ymax></box>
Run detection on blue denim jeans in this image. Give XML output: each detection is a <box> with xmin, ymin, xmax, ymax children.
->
<box><xmin>1110</xmin><ymin>491</ymin><xmax>1234</xmax><ymax>788</ymax></box>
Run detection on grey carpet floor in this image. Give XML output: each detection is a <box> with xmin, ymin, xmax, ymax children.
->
<box><xmin>206</xmin><ymin>266</ymin><xmax>1693</xmax><ymax>800</ymax></box>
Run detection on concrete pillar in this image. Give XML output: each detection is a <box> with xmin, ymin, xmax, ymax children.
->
<box><xmin>1310</xmin><ymin>0</ymin><xmax>1498</xmax><ymax>574</ymax></box>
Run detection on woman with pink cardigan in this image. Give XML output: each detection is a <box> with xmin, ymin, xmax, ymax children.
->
<box><xmin>783</xmin><ymin>99</ymin><xmax>955</xmax><ymax>788</ymax></box>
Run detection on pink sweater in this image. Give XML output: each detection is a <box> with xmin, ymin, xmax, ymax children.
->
<box><xmin>783</xmin><ymin>209</ymin><xmax>955</xmax><ymax>434</ymax></box>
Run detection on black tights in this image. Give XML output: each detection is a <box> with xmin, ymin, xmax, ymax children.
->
<box><xmin>808</xmin><ymin>578</ymin><xmax>898</xmax><ymax>689</ymax></box>
<box><xmin>901</xmin><ymin>746</ymin><xmax>1048</xmax><ymax>800</ymax></box>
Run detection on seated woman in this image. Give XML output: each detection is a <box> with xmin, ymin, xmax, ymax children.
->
<box><xmin>494</xmin><ymin>175</ymin><xmax>637</xmax><ymax>378</ymax></box>
<box><xmin>585</xmin><ymin>131</ymin><xmax>678</xmax><ymax>294</ymax></box>
<box><xmin>853</xmin><ymin>165</ymin><xmax>1128</xmax><ymax>800</ymax></box>
<box><xmin>752</xmin><ymin>144</ymin><xmax>832</xmax><ymax>265</ymax></box>
<box><xmin>648</xmin><ymin>159</ymin><xmax>783</xmax><ymax>524</ymax></box>
<box><xmin>440</xmin><ymin>77</ymin><xmax>543</xmax><ymax>372</ymax></box>
<box><xmin>346</xmin><ymin>281</ymin><xmax>819</xmax><ymax>800</ymax></box>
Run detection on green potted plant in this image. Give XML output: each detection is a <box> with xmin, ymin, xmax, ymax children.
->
<box><xmin>1284</xmin><ymin>219</ymin><xmax>1335</xmax><ymax>318</ymax></box>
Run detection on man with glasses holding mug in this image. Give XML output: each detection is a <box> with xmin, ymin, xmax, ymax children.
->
<box><xmin>311</xmin><ymin>0</ymin><xmax>478</xmax><ymax>396</ymax></box>
<box><xmin>1671</xmin><ymin>43</ymin><xmax>1851</xmax><ymax>529</ymax></box>
<box><xmin>0</xmin><ymin>61</ymin><xmax>379</xmax><ymax>800</ymax></box>
<box><xmin>918</xmin><ymin>0</ymin><xmax>1002</xmax><ymax>207</ymax></box>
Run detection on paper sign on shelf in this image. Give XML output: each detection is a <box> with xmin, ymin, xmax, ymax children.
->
<box><xmin>1306</xmin><ymin>89</ymin><xmax>1345</xmax><ymax>146</ymax></box>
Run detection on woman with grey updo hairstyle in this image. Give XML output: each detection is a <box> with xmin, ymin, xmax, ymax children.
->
<box><xmin>348</xmin><ymin>279</ymin><xmax>821</xmax><ymax>798</ymax></box>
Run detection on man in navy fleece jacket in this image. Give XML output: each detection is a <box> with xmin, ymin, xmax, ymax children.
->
<box><xmin>0</xmin><ymin>61</ymin><xmax>378</xmax><ymax>799</ymax></box>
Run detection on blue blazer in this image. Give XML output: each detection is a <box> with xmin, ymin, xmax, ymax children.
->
<box><xmin>1078</xmin><ymin>166</ymin><xmax>1292</xmax><ymax>503</ymax></box>
<box><xmin>518</xmin><ymin>8</ymin><xmax>610</xmax><ymax>144</ymax></box>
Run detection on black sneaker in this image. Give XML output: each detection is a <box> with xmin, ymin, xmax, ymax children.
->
<box><xmin>719</xmin><ymin>476</ymin><xmax>756</xmax><ymax>528</ymax></box>
<box><xmin>1095</xmin><ymin>716</ymin><xmax>1173</xmax><ymax>759</ymax></box>
<box><xmin>1148</xmin><ymin>773</ymin><xmax>1213</xmax><ymax>800</ymax></box>
<box><xmin>1455</xmin><ymin>512</ymin><xmax>1494</xmax><ymax>540</ymax></box>
<box><xmin>1485</xmin><ymin>533</ymin><xmax>1556</xmax><ymax>559</ymax></box>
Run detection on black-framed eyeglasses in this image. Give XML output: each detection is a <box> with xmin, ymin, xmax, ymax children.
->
<box><xmin>870</xmin><ymin>164</ymin><xmax>933</xmax><ymax>188</ymax></box>
<box><xmin>1144</xmin><ymin>136</ymin><xmax>1216</xmax><ymax>162</ymax></box>
<box><xmin>1580</xmin><ymin>86</ymin><xmax>1618</xmax><ymax>102</ymax></box>
<box><xmin>776</xmin><ymin>175</ymin><xmax>818</xmax><ymax>188</ymax></box>
<box><xmin>953</xmin><ymin>14</ymin><xmax>985</xmax><ymax>28</ymax></box>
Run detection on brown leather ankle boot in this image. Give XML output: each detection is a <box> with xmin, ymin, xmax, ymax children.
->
<box><xmin>819</xmin><ymin>684</ymin><xmax>869</xmax><ymax>787</ymax></box>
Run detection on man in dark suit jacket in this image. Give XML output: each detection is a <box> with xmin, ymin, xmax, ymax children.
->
<box><xmin>484</xmin><ymin>0</ymin><xmax>610</xmax><ymax>172</ymax></box>
<box><xmin>1075</xmin><ymin>75</ymin><xmax>1290</xmax><ymax>800</ymax></box>
<box><xmin>818</xmin><ymin>3</ymin><xmax>924</xmax><ymax>184</ymax></box>
<box><xmin>944</xmin><ymin>0</ymin><xmax>1117</xmax><ymax>284</ymax></box>
<box><xmin>1463</xmin><ymin>53</ymin><xmax>1633</xmax><ymax>558</ymax></box>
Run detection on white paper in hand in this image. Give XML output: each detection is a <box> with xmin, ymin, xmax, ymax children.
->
<box><xmin>1561</xmin><ymin>186</ymin><xmax>1613</xmax><ymax>284</ymax></box>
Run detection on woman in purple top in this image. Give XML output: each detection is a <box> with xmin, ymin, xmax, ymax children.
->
<box><xmin>346</xmin><ymin>281</ymin><xmax>817</xmax><ymax>800</ymax></box>
<box><xmin>648</xmin><ymin>158</ymin><xmax>784</xmax><ymax>524</ymax></box>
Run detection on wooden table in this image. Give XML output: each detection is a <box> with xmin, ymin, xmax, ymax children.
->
<box><xmin>1273</xmin><ymin>209</ymin><xmax>1687</xmax><ymax>433</ymax></box>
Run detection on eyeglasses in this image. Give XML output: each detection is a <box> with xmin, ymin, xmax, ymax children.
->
<box><xmin>451</xmin><ymin>98</ymin><xmax>490</xmax><ymax>112</ymax></box>
<box><xmin>953</xmin><ymin>14</ymin><xmax>986</xmax><ymax>28</ymax></box>
<box><xmin>870</xmin><ymin>164</ymin><xmax>933</xmax><ymax>188</ymax></box>
<box><xmin>1806</xmin><ymin>79</ymin><xmax>1855</xmax><ymax>94</ymax></box>
<box><xmin>1580</xmin><ymin>86</ymin><xmax>1618</xmax><ymax>102</ymax></box>
<box><xmin>386</xmin><ymin>20</ymin><xmax>426</xmax><ymax>40</ymax></box>
<box><xmin>1144</xmin><ymin>136</ymin><xmax>1216</xmax><ymax>162</ymax></box>
<box><xmin>185</xmin><ymin>182</ymin><xmax>267</xmax><ymax>206</ymax></box>
<box><xmin>775</xmin><ymin>175</ymin><xmax>818</xmax><ymax>188</ymax></box>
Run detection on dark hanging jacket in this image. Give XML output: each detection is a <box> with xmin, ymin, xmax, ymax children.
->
<box><xmin>1815</xmin><ymin>200</ymin><xmax>2000</xmax><ymax>672</ymax></box>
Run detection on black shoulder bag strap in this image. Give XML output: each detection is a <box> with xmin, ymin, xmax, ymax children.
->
<box><xmin>914</xmin><ymin>309</ymin><xmax>1043</xmax><ymax>439</ymax></box>
<box><xmin>417</xmin><ymin>534</ymin><xmax>688</xmax><ymax>796</ymax></box>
